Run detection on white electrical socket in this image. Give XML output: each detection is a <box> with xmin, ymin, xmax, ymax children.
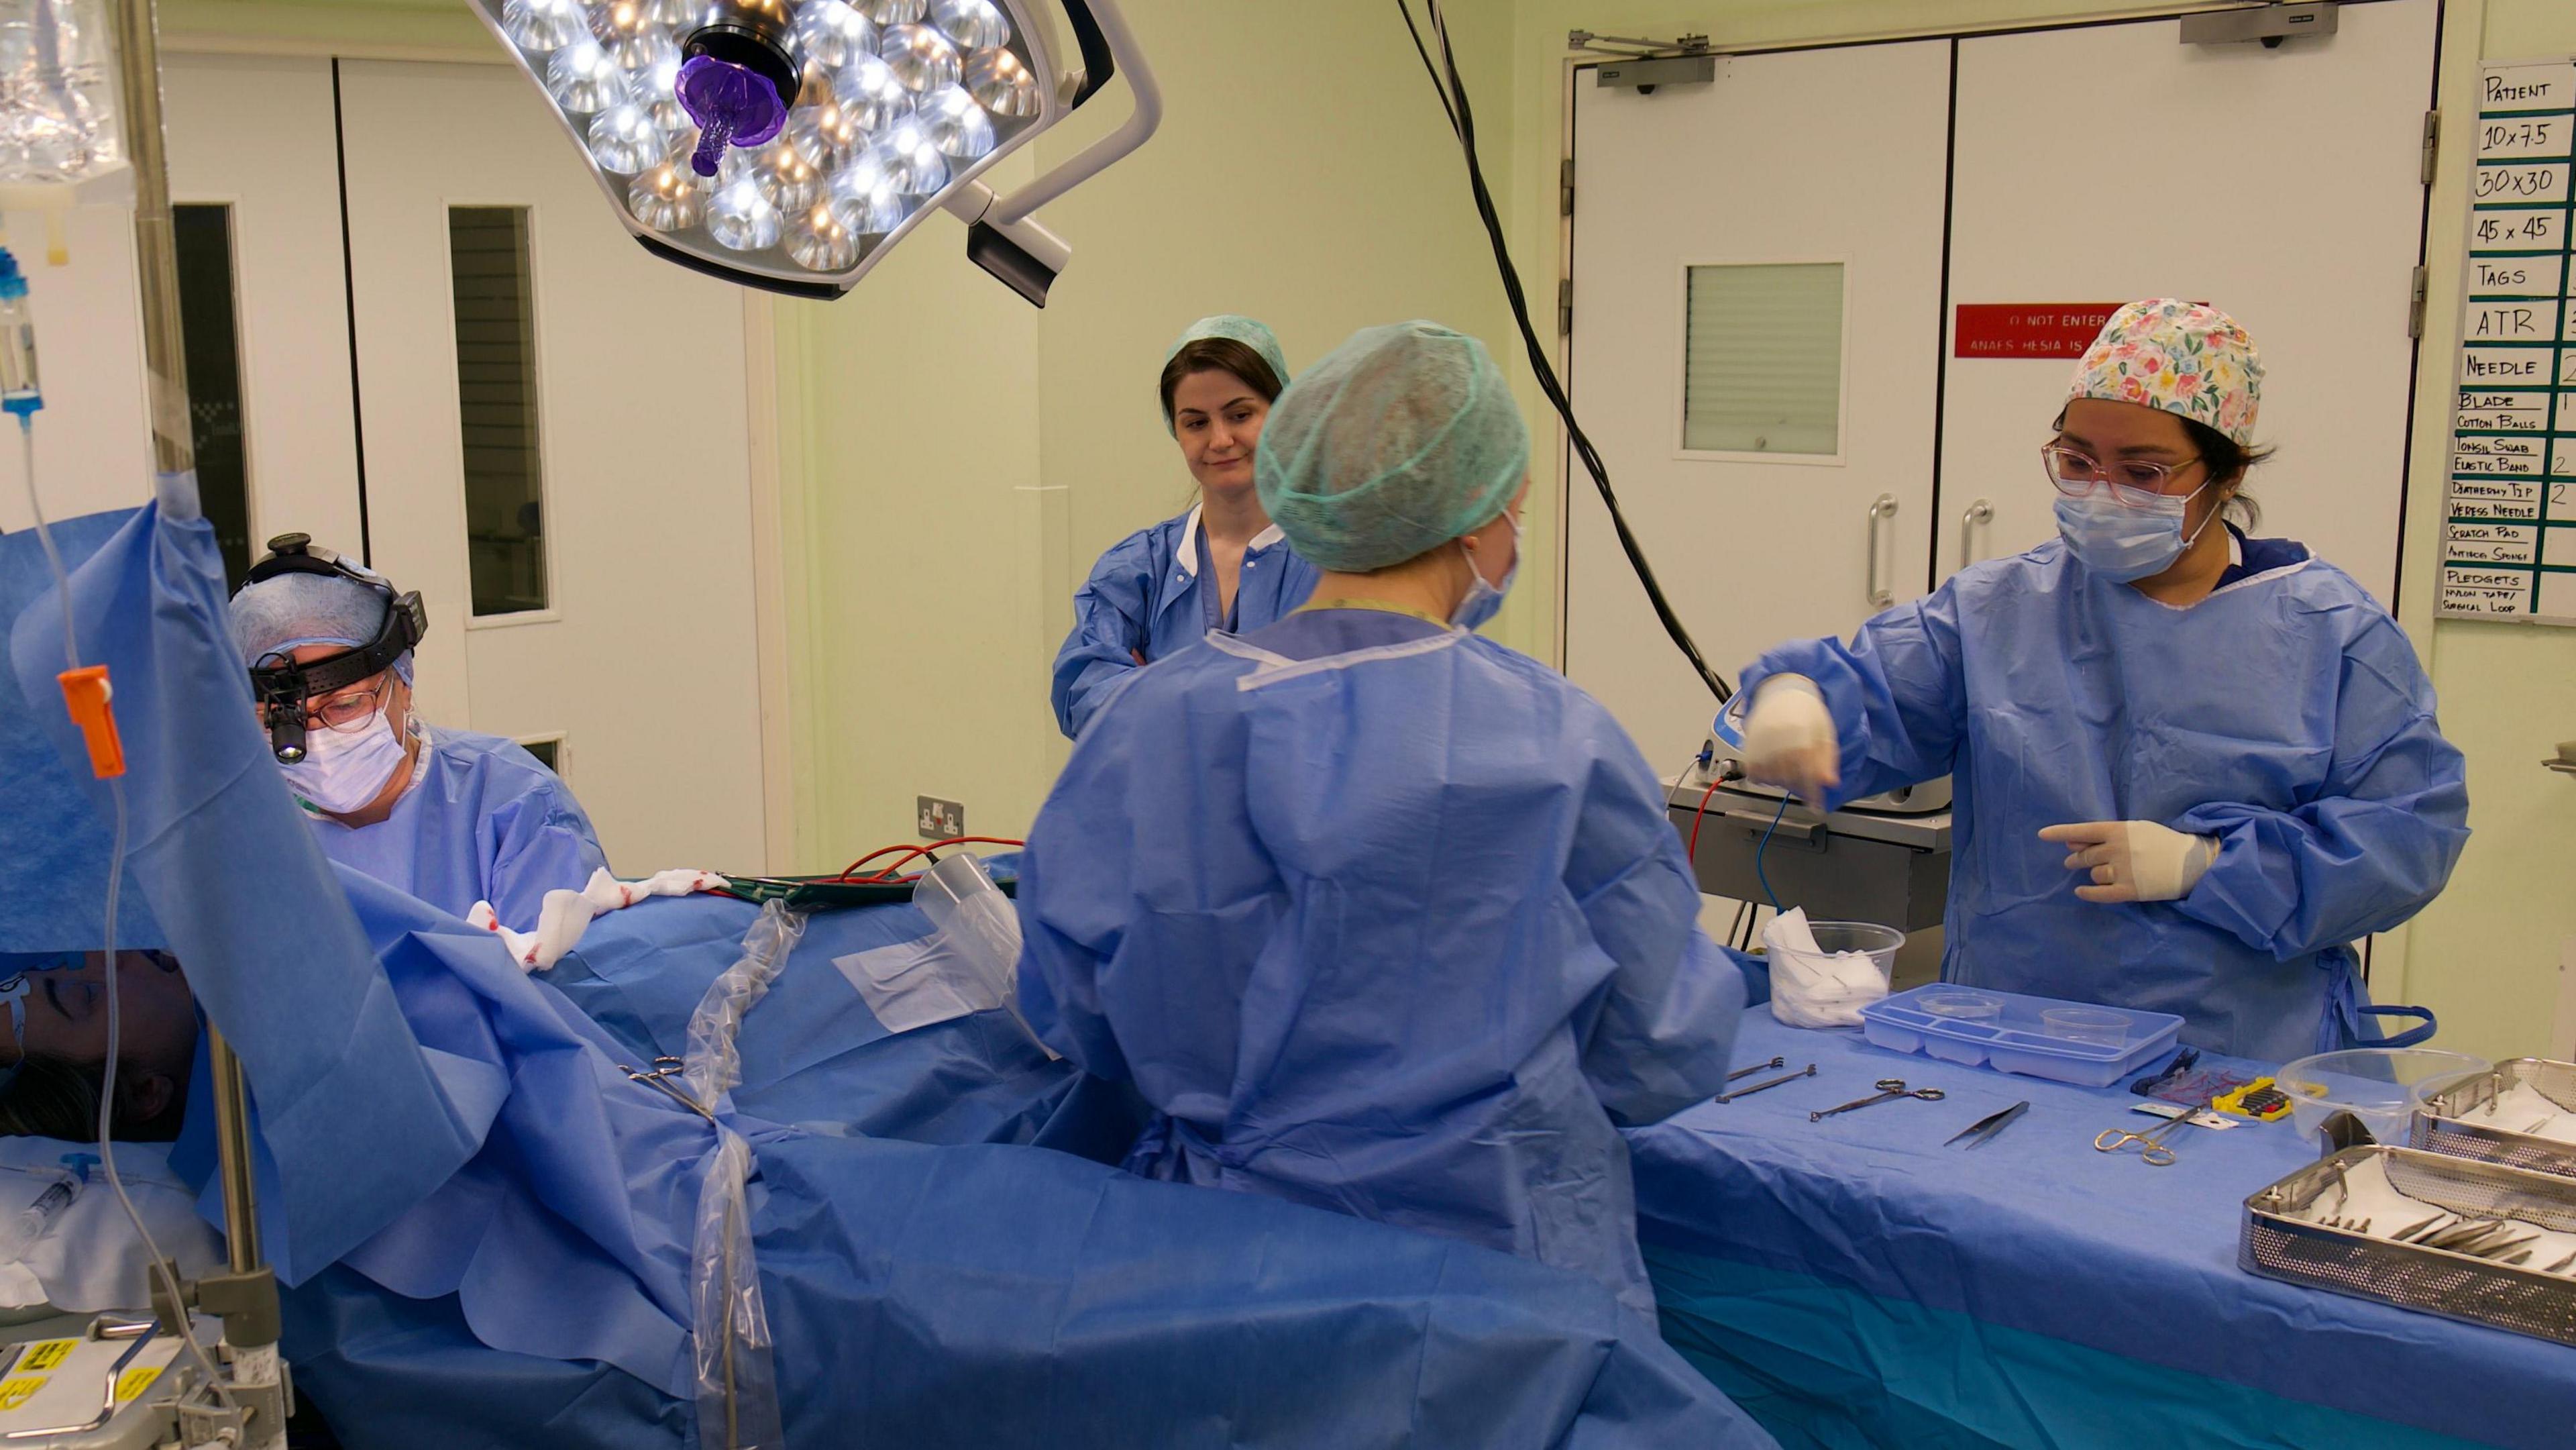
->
<box><xmin>918</xmin><ymin>796</ymin><xmax>965</xmax><ymax>839</ymax></box>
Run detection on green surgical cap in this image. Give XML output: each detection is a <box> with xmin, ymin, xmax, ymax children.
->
<box><xmin>1254</xmin><ymin>321</ymin><xmax>1529</xmax><ymax>572</ymax></box>
<box><xmin>1161</xmin><ymin>315</ymin><xmax>1291</xmax><ymax>427</ymax></box>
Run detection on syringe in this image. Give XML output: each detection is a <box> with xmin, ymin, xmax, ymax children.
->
<box><xmin>0</xmin><ymin>1153</ymin><xmax>93</xmax><ymax>1262</ymax></box>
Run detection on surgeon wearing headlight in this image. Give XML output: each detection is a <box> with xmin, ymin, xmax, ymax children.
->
<box><xmin>1049</xmin><ymin>315</ymin><xmax>1321</xmax><ymax>737</ymax></box>
<box><xmin>1736</xmin><ymin>299</ymin><xmax>2468</xmax><ymax>1061</ymax></box>
<box><xmin>1018</xmin><ymin>321</ymin><xmax>1749</xmax><ymax>1318</ymax></box>
<box><xmin>228</xmin><ymin>538</ymin><xmax>608</xmax><ymax>929</ymax></box>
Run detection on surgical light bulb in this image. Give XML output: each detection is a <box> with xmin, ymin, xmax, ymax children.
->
<box><xmin>718</xmin><ymin>140</ymin><xmax>823</xmax><ymax>213</ymax></box>
<box><xmin>792</xmin><ymin>1</ymin><xmax>877</xmax><ymax>71</ymax></box>
<box><xmin>786</xmin><ymin>203</ymin><xmax>861</xmax><ymax>270</ymax></box>
<box><xmin>914</xmin><ymin>86</ymin><xmax>994</xmax><ymax>160</ymax></box>
<box><xmin>879</xmin><ymin>24</ymin><xmax>961</xmax><ymax>92</ymax></box>
<box><xmin>963</xmin><ymin>47</ymin><xmax>1039</xmax><ymax>118</ymax></box>
<box><xmin>873</xmin><ymin>119</ymin><xmax>945</xmax><ymax>193</ymax></box>
<box><xmin>930</xmin><ymin>0</ymin><xmax>1009</xmax><ymax>51</ymax></box>
<box><xmin>589</xmin><ymin>105</ymin><xmax>663</xmax><ymax>174</ymax></box>
<box><xmin>836</xmin><ymin>54</ymin><xmax>910</xmax><ymax>130</ymax></box>
<box><xmin>826</xmin><ymin>156</ymin><xmax>909</xmax><ymax>236</ymax></box>
<box><xmin>641</xmin><ymin>0</ymin><xmax>699</xmax><ymax>22</ymax></box>
<box><xmin>630</xmin><ymin>161</ymin><xmax>707</xmax><ymax>231</ymax></box>
<box><xmin>707</xmin><ymin>176</ymin><xmax>783</xmax><ymax>251</ymax></box>
<box><xmin>547</xmin><ymin>42</ymin><xmax>629</xmax><ymax>114</ymax></box>
<box><xmin>859</xmin><ymin>0</ymin><xmax>927</xmax><ymax>23</ymax></box>
<box><xmin>784</xmin><ymin>101</ymin><xmax>863</xmax><ymax>170</ymax></box>
<box><xmin>610</xmin><ymin>28</ymin><xmax>679</xmax><ymax>75</ymax></box>
<box><xmin>501</xmin><ymin>0</ymin><xmax>584</xmax><ymax>53</ymax></box>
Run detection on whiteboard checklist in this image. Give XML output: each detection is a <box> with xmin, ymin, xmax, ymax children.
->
<box><xmin>2444</xmin><ymin>59</ymin><xmax>2576</xmax><ymax>623</ymax></box>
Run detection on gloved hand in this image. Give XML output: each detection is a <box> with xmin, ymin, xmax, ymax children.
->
<box><xmin>1739</xmin><ymin>674</ymin><xmax>1839</xmax><ymax>803</ymax></box>
<box><xmin>2037</xmin><ymin>821</ymin><xmax>2220</xmax><ymax>904</ymax></box>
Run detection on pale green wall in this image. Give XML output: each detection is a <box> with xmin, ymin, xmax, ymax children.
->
<box><xmin>772</xmin><ymin>0</ymin><xmax>1527</xmax><ymax>866</ymax></box>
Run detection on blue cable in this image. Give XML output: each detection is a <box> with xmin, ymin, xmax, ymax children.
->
<box><xmin>1753</xmin><ymin>794</ymin><xmax>1790</xmax><ymax>913</ymax></box>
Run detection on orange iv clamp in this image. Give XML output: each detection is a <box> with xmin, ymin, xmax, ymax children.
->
<box><xmin>57</xmin><ymin>665</ymin><xmax>124</xmax><ymax>779</ymax></box>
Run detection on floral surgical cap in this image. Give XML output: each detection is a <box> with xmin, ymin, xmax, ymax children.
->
<box><xmin>2066</xmin><ymin>299</ymin><xmax>2263</xmax><ymax>445</ymax></box>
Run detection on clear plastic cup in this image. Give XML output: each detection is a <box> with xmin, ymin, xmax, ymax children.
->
<box><xmin>1802</xmin><ymin>921</ymin><xmax>1904</xmax><ymax>986</ymax></box>
<box><xmin>2041</xmin><ymin>1006</ymin><xmax>2133</xmax><ymax>1048</ymax></box>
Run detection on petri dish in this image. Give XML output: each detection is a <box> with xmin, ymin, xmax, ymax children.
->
<box><xmin>1914</xmin><ymin>990</ymin><xmax>2002</xmax><ymax>1022</ymax></box>
<box><xmin>2042</xmin><ymin>1006</ymin><xmax>2133</xmax><ymax>1047</ymax></box>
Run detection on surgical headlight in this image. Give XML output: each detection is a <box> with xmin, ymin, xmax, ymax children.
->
<box><xmin>240</xmin><ymin>534</ymin><xmax>429</xmax><ymax>764</ymax></box>
<box><xmin>466</xmin><ymin>0</ymin><xmax>1162</xmax><ymax>305</ymax></box>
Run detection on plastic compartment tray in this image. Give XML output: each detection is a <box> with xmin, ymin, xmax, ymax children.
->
<box><xmin>1857</xmin><ymin>984</ymin><xmax>2182</xmax><ymax>1088</ymax></box>
<box><xmin>2411</xmin><ymin>1057</ymin><xmax>2576</xmax><ymax>1180</ymax></box>
<box><xmin>2243</xmin><ymin>1145</ymin><xmax>2576</xmax><ymax>1348</ymax></box>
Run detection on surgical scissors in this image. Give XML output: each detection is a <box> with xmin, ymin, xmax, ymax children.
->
<box><xmin>1810</xmin><ymin>1080</ymin><xmax>1946</xmax><ymax>1122</ymax></box>
<box><xmin>2094</xmin><ymin>1108</ymin><xmax>2202</xmax><ymax>1166</ymax></box>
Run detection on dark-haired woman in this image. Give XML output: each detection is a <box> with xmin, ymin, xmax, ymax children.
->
<box><xmin>1049</xmin><ymin>315</ymin><xmax>1320</xmax><ymax>737</ymax></box>
<box><xmin>1734</xmin><ymin>299</ymin><xmax>2468</xmax><ymax>1060</ymax></box>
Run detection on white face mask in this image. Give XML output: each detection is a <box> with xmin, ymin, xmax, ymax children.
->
<box><xmin>280</xmin><ymin>707</ymin><xmax>413</xmax><ymax>815</ymax></box>
<box><xmin>1450</xmin><ymin>513</ymin><xmax>1523</xmax><ymax>631</ymax></box>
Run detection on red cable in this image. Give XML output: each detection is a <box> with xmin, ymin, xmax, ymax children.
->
<box><xmin>838</xmin><ymin>835</ymin><xmax>1028</xmax><ymax>882</ymax></box>
<box><xmin>1686</xmin><ymin>776</ymin><xmax>1724</xmax><ymax>865</ymax></box>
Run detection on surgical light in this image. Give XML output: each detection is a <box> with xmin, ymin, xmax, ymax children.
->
<box><xmin>466</xmin><ymin>0</ymin><xmax>1162</xmax><ymax>304</ymax></box>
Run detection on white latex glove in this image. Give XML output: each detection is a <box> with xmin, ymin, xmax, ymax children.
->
<box><xmin>2038</xmin><ymin>821</ymin><xmax>2219</xmax><ymax>904</ymax></box>
<box><xmin>1739</xmin><ymin>674</ymin><xmax>1839</xmax><ymax>802</ymax></box>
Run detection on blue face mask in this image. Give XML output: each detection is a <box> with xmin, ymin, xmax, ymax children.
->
<box><xmin>2053</xmin><ymin>481</ymin><xmax>2215</xmax><ymax>584</ymax></box>
<box><xmin>1450</xmin><ymin>513</ymin><xmax>1522</xmax><ymax>630</ymax></box>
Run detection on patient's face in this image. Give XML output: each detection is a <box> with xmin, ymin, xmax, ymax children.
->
<box><xmin>0</xmin><ymin>951</ymin><xmax>197</xmax><ymax>1082</ymax></box>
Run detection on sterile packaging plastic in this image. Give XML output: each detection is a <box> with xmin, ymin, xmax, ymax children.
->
<box><xmin>837</xmin><ymin>853</ymin><xmax>1051</xmax><ymax>1050</ymax></box>
<box><xmin>682</xmin><ymin>900</ymin><xmax>802</xmax><ymax>1450</ymax></box>
<box><xmin>1762</xmin><ymin>910</ymin><xmax>1898</xmax><ymax>1029</ymax></box>
<box><xmin>1860</xmin><ymin>984</ymin><xmax>2185</xmax><ymax>1087</ymax></box>
<box><xmin>2273</xmin><ymin>1047</ymin><xmax>2491</xmax><ymax>1145</ymax></box>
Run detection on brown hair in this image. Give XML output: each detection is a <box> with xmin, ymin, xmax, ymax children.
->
<box><xmin>1159</xmin><ymin>338</ymin><xmax>1284</xmax><ymax>426</ymax></box>
<box><xmin>0</xmin><ymin>1053</ymin><xmax>184</xmax><ymax>1142</ymax></box>
<box><xmin>2179</xmin><ymin>417</ymin><xmax>2273</xmax><ymax>529</ymax></box>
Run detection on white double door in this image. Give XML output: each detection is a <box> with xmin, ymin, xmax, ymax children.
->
<box><xmin>29</xmin><ymin>52</ymin><xmax>771</xmax><ymax>874</ymax></box>
<box><xmin>1566</xmin><ymin>0</ymin><xmax>2440</xmax><ymax>762</ymax></box>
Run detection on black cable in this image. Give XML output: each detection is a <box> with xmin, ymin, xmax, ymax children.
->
<box><xmin>1397</xmin><ymin>1</ymin><xmax>1731</xmax><ymax>705</ymax></box>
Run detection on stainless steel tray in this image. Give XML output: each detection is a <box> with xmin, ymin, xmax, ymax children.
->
<box><xmin>2411</xmin><ymin>1057</ymin><xmax>2576</xmax><ymax>1180</ymax></box>
<box><xmin>2241</xmin><ymin>1145</ymin><xmax>2576</xmax><ymax>1347</ymax></box>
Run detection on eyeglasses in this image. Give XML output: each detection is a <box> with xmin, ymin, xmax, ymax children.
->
<box><xmin>260</xmin><ymin>678</ymin><xmax>390</xmax><ymax>734</ymax></box>
<box><xmin>2041</xmin><ymin>443</ymin><xmax>2203</xmax><ymax>509</ymax></box>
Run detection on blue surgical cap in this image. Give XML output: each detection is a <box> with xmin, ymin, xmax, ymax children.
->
<box><xmin>1254</xmin><ymin>320</ymin><xmax>1529</xmax><ymax>572</ymax></box>
<box><xmin>1162</xmin><ymin>315</ymin><xmax>1291</xmax><ymax>427</ymax></box>
<box><xmin>227</xmin><ymin>568</ymin><xmax>413</xmax><ymax>683</ymax></box>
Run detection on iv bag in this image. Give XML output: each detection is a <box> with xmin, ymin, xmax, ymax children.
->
<box><xmin>0</xmin><ymin>1</ymin><xmax>123</xmax><ymax>187</ymax></box>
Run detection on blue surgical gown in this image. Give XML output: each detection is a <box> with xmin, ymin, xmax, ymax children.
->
<box><xmin>1019</xmin><ymin>607</ymin><xmax>1750</xmax><ymax>1316</ymax></box>
<box><xmin>311</xmin><ymin>726</ymin><xmax>608</xmax><ymax>929</ymax></box>
<box><xmin>1049</xmin><ymin>504</ymin><xmax>1319</xmax><ymax>737</ymax></box>
<box><xmin>1740</xmin><ymin>537</ymin><xmax>2469</xmax><ymax>1061</ymax></box>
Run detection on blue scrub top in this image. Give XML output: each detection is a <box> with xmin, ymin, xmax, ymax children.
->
<box><xmin>308</xmin><ymin>726</ymin><xmax>609</xmax><ymax>930</ymax></box>
<box><xmin>1740</xmin><ymin>530</ymin><xmax>2469</xmax><ymax>1061</ymax></box>
<box><xmin>1049</xmin><ymin>505</ymin><xmax>1320</xmax><ymax>737</ymax></box>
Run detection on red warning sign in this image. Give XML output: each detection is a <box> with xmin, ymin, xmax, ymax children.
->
<box><xmin>1953</xmin><ymin>304</ymin><xmax>2124</xmax><ymax>360</ymax></box>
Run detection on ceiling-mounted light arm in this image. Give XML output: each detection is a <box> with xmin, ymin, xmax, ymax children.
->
<box><xmin>983</xmin><ymin>0</ymin><xmax>1158</xmax><ymax>227</ymax></box>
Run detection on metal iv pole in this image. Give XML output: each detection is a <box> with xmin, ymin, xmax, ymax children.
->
<box><xmin>105</xmin><ymin>2</ymin><xmax>290</xmax><ymax>1446</ymax></box>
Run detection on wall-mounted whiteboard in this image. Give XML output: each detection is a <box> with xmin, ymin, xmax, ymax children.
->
<box><xmin>2440</xmin><ymin>59</ymin><xmax>2576</xmax><ymax>625</ymax></box>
